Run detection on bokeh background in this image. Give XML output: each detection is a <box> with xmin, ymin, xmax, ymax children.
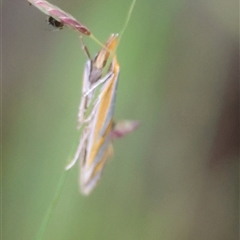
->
<box><xmin>3</xmin><ymin>0</ymin><xmax>239</xmax><ymax>240</ymax></box>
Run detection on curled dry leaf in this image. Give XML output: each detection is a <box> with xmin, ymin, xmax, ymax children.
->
<box><xmin>28</xmin><ymin>0</ymin><xmax>91</xmax><ymax>35</ymax></box>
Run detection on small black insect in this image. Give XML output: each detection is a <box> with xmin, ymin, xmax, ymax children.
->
<box><xmin>47</xmin><ymin>16</ymin><xmax>64</xmax><ymax>29</ymax></box>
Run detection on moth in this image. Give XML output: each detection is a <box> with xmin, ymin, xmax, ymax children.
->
<box><xmin>66</xmin><ymin>55</ymin><xmax>139</xmax><ymax>194</ymax></box>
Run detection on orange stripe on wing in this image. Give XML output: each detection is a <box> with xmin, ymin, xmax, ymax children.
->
<box><xmin>86</xmin><ymin>57</ymin><xmax>119</xmax><ymax>166</ymax></box>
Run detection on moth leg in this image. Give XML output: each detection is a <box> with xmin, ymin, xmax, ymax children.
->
<box><xmin>65</xmin><ymin>128</ymin><xmax>89</xmax><ymax>170</ymax></box>
<box><xmin>78</xmin><ymin>95</ymin><xmax>101</xmax><ymax>130</ymax></box>
<box><xmin>83</xmin><ymin>71</ymin><xmax>114</xmax><ymax>98</ymax></box>
<box><xmin>78</xmin><ymin>71</ymin><xmax>113</xmax><ymax>128</ymax></box>
<box><xmin>77</xmin><ymin>61</ymin><xmax>91</xmax><ymax>128</ymax></box>
<box><xmin>82</xmin><ymin>96</ymin><xmax>101</xmax><ymax>123</ymax></box>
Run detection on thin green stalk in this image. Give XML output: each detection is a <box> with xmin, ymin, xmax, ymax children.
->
<box><xmin>35</xmin><ymin>126</ymin><xmax>84</xmax><ymax>240</ymax></box>
<box><xmin>117</xmin><ymin>0</ymin><xmax>137</xmax><ymax>51</ymax></box>
<box><xmin>35</xmin><ymin>170</ymin><xmax>69</xmax><ymax>240</ymax></box>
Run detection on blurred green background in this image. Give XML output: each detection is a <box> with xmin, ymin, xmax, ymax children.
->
<box><xmin>3</xmin><ymin>0</ymin><xmax>239</xmax><ymax>240</ymax></box>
